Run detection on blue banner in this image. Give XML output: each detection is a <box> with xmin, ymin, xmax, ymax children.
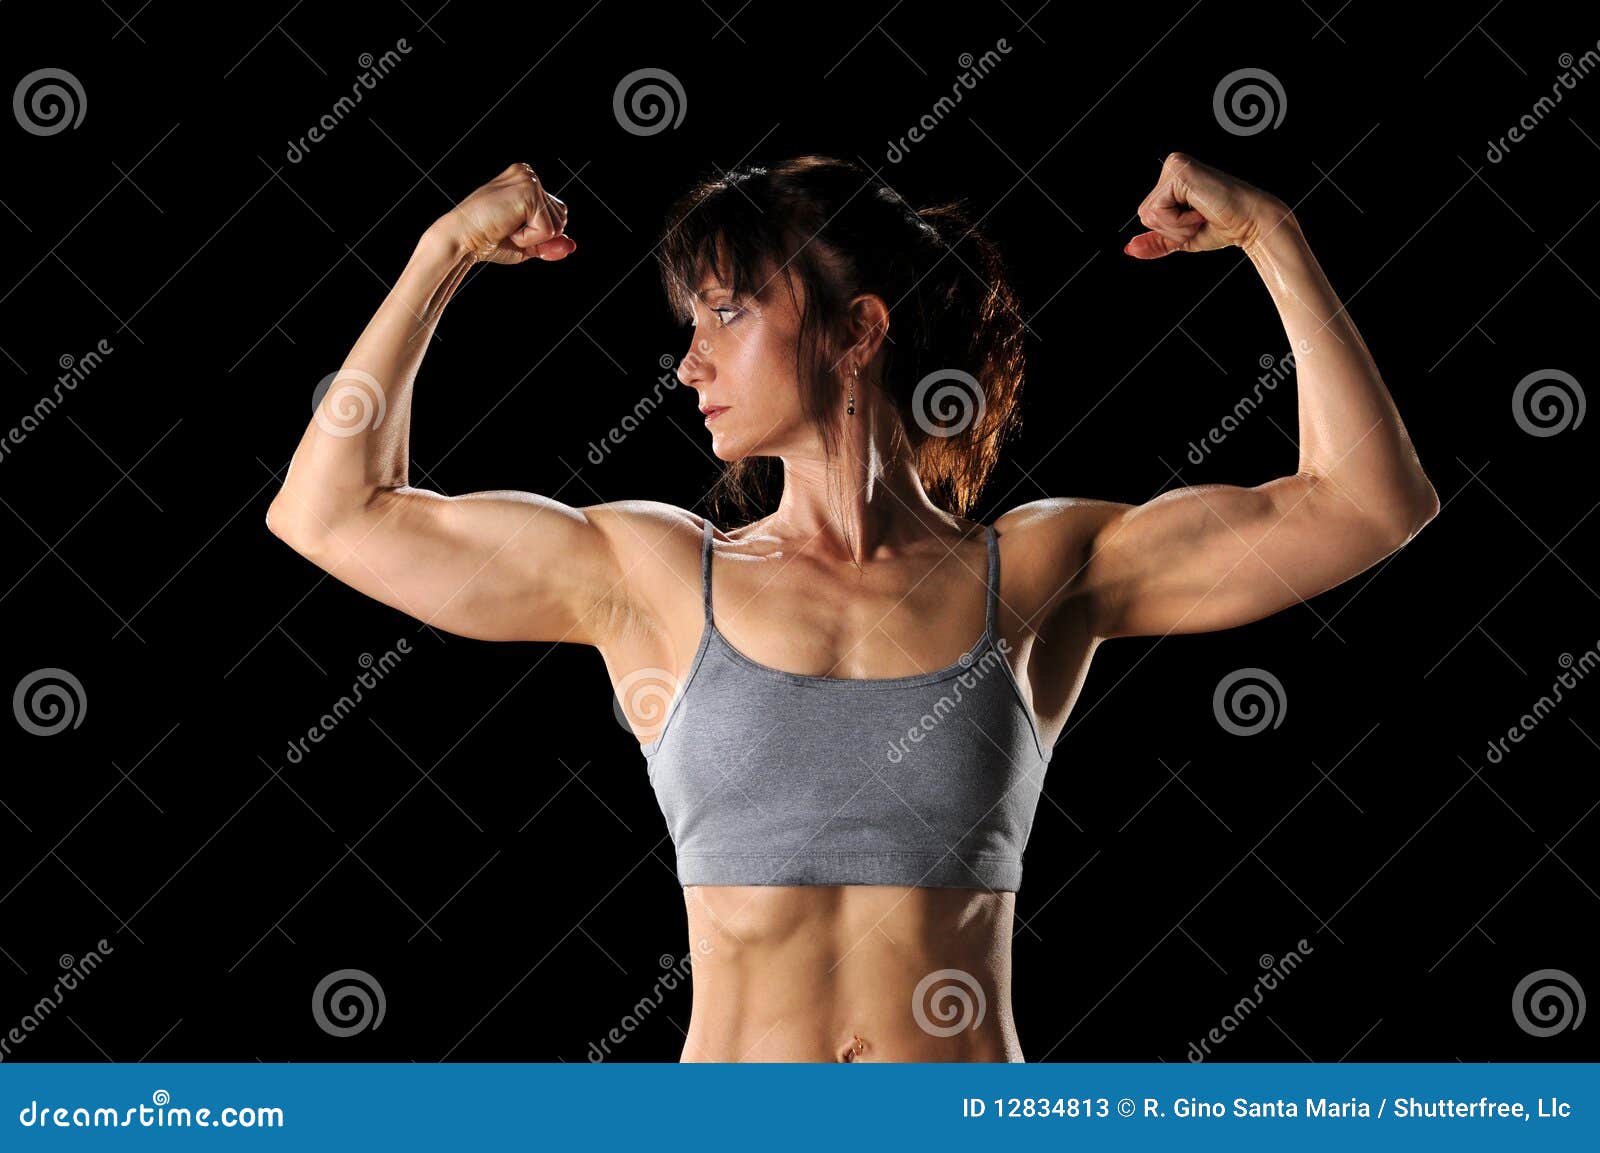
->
<box><xmin>3</xmin><ymin>1063</ymin><xmax>1596</xmax><ymax>1150</ymax></box>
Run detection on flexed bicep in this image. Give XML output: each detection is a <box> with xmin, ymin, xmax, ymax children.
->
<box><xmin>269</xmin><ymin>486</ymin><xmax>629</xmax><ymax>644</ymax></box>
<box><xmin>1078</xmin><ymin>474</ymin><xmax>1418</xmax><ymax>640</ymax></box>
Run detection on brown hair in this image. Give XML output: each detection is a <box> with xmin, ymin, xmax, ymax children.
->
<box><xmin>656</xmin><ymin>154</ymin><xmax>1026</xmax><ymax>526</ymax></box>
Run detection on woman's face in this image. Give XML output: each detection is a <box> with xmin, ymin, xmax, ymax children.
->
<box><xmin>676</xmin><ymin>262</ymin><xmax>817</xmax><ymax>461</ymax></box>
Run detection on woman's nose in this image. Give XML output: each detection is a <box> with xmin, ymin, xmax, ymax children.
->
<box><xmin>677</xmin><ymin>344</ymin><xmax>712</xmax><ymax>388</ymax></box>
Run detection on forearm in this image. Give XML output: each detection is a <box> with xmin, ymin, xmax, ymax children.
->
<box><xmin>271</xmin><ymin>227</ymin><xmax>472</xmax><ymax>538</ymax></box>
<box><xmin>1245</xmin><ymin>218</ymin><xmax>1437</xmax><ymax>531</ymax></box>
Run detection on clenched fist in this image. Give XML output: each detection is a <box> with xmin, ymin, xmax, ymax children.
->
<box><xmin>1124</xmin><ymin>153</ymin><xmax>1292</xmax><ymax>259</ymax></box>
<box><xmin>429</xmin><ymin>161</ymin><xmax>575</xmax><ymax>265</ymax></box>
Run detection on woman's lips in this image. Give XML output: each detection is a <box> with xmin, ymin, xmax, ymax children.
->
<box><xmin>702</xmin><ymin>406</ymin><xmax>728</xmax><ymax>423</ymax></box>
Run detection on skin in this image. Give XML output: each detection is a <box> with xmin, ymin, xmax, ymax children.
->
<box><xmin>267</xmin><ymin>154</ymin><xmax>1439</xmax><ymax>1062</ymax></box>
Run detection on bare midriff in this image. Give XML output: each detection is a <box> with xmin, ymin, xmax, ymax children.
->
<box><xmin>678</xmin><ymin>884</ymin><xmax>1022</xmax><ymax>1062</ymax></box>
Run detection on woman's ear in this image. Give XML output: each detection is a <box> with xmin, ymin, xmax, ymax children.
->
<box><xmin>844</xmin><ymin>293</ymin><xmax>890</xmax><ymax>368</ymax></box>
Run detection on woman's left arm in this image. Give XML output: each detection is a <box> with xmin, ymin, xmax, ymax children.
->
<box><xmin>1011</xmin><ymin>152</ymin><xmax>1439</xmax><ymax>641</ymax></box>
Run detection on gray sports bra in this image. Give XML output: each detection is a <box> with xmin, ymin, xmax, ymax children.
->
<box><xmin>641</xmin><ymin>517</ymin><xmax>1053</xmax><ymax>891</ymax></box>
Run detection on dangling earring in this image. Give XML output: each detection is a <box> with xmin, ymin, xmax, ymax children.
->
<box><xmin>847</xmin><ymin>367</ymin><xmax>857</xmax><ymax>416</ymax></box>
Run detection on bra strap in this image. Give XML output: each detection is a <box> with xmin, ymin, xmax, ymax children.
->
<box><xmin>701</xmin><ymin>516</ymin><xmax>715</xmax><ymax>622</ymax></box>
<box><xmin>984</xmin><ymin>524</ymin><xmax>999</xmax><ymax>639</ymax></box>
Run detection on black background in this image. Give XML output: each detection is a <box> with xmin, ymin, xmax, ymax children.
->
<box><xmin>1</xmin><ymin>0</ymin><xmax>1595</xmax><ymax>1064</ymax></box>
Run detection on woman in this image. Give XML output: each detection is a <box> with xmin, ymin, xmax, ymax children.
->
<box><xmin>266</xmin><ymin>153</ymin><xmax>1438</xmax><ymax>1062</ymax></box>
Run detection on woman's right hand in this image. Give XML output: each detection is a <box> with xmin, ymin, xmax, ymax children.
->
<box><xmin>429</xmin><ymin>161</ymin><xmax>575</xmax><ymax>265</ymax></box>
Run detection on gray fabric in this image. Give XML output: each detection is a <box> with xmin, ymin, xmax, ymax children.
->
<box><xmin>643</xmin><ymin>516</ymin><xmax>1052</xmax><ymax>892</ymax></box>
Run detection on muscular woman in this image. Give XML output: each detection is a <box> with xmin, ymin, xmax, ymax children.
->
<box><xmin>266</xmin><ymin>153</ymin><xmax>1438</xmax><ymax>1061</ymax></box>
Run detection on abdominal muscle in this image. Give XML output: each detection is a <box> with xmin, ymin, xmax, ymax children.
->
<box><xmin>678</xmin><ymin>884</ymin><xmax>1022</xmax><ymax>1062</ymax></box>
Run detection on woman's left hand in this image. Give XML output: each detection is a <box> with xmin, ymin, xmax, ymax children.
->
<box><xmin>1124</xmin><ymin>152</ymin><xmax>1292</xmax><ymax>259</ymax></box>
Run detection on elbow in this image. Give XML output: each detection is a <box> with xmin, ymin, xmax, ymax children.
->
<box><xmin>265</xmin><ymin>491</ymin><xmax>328</xmax><ymax>557</ymax></box>
<box><xmin>1382</xmin><ymin>475</ymin><xmax>1440</xmax><ymax>549</ymax></box>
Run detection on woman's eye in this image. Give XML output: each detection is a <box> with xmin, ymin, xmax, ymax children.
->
<box><xmin>713</xmin><ymin>307</ymin><xmax>740</xmax><ymax>327</ymax></box>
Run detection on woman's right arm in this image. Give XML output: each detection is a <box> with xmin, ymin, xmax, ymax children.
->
<box><xmin>265</xmin><ymin>162</ymin><xmax>628</xmax><ymax>646</ymax></box>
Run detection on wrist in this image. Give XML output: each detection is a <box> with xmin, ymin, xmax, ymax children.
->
<box><xmin>1240</xmin><ymin>199</ymin><xmax>1304</xmax><ymax>264</ymax></box>
<box><xmin>419</xmin><ymin>216</ymin><xmax>471</xmax><ymax>266</ymax></box>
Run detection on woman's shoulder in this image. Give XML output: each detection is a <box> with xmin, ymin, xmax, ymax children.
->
<box><xmin>988</xmin><ymin>498</ymin><xmax>1131</xmax><ymax>608</ymax></box>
